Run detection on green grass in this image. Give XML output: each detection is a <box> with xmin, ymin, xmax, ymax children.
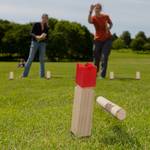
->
<box><xmin>0</xmin><ymin>51</ymin><xmax>150</xmax><ymax>149</ymax></box>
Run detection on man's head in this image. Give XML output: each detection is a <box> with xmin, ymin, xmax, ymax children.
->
<box><xmin>94</xmin><ymin>3</ymin><xmax>102</xmax><ymax>14</ymax></box>
<box><xmin>41</xmin><ymin>13</ymin><xmax>49</xmax><ymax>24</ymax></box>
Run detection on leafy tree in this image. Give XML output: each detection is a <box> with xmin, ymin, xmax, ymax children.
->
<box><xmin>143</xmin><ymin>43</ymin><xmax>150</xmax><ymax>50</ymax></box>
<box><xmin>112</xmin><ymin>38</ymin><xmax>126</xmax><ymax>49</ymax></box>
<box><xmin>112</xmin><ymin>33</ymin><xmax>118</xmax><ymax>41</ymax></box>
<box><xmin>48</xmin><ymin>18</ymin><xmax>58</xmax><ymax>31</ymax></box>
<box><xmin>0</xmin><ymin>18</ymin><xmax>93</xmax><ymax>61</ymax></box>
<box><xmin>147</xmin><ymin>37</ymin><xmax>150</xmax><ymax>43</ymax></box>
<box><xmin>120</xmin><ymin>31</ymin><xmax>131</xmax><ymax>47</ymax></box>
<box><xmin>46</xmin><ymin>32</ymin><xmax>68</xmax><ymax>61</ymax></box>
<box><xmin>0</xmin><ymin>20</ymin><xmax>14</xmax><ymax>53</ymax></box>
<box><xmin>54</xmin><ymin>20</ymin><xmax>92</xmax><ymax>59</ymax></box>
<box><xmin>15</xmin><ymin>24</ymin><xmax>32</xmax><ymax>58</ymax></box>
<box><xmin>2</xmin><ymin>24</ymin><xmax>31</xmax><ymax>58</ymax></box>
<box><xmin>81</xmin><ymin>26</ymin><xmax>93</xmax><ymax>60</ymax></box>
<box><xmin>135</xmin><ymin>31</ymin><xmax>147</xmax><ymax>41</ymax></box>
<box><xmin>130</xmin><ymin>37</ymin><xmax>146</xmax><ymax>51</ymax></box>
<box><xmin>2</xmin><ymin>24</ymin><xmax>20</xmax><ymax>55</ymax></box>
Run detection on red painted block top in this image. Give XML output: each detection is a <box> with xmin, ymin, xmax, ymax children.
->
<box><xmin>76</xmin><ymin>63</ymin><xmax>97</xmax><ymax>88</ymax></box>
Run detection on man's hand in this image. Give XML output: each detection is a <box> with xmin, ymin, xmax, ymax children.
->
<box><xmin>36</xmin><ymin>36</ymin><xmax>41</xmax><ymax>41</ymax></box>
<box><xmin>41</xmin><ymin>33</ymin><xmax>47</xmax><ymax>39</ymax></box>
<box><xmin>36</xmin><ymin>33</ymin><xmax>47</xmax><ymax>41</ymax></box>
<box><xmin>90</xmin><ymin>5</ymin><xmax>95</xmax><ymax>13</ymax></box>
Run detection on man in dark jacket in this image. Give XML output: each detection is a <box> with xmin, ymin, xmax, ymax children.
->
<box><xmin>22</xmin><ymin>14</ymin><xmax>49</xmax><ymax>78</ymax></box>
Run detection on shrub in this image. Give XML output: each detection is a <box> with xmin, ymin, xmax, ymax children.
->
<box><xmin>130</xmin><ymin>37</ymin><xmax>146</xmax><ymax>51</ymax></box>
<box><xmin>120</xmin><ymin>31</ymin><xmax>131</xmax><ymax>47</ymax></box>
<box><xmin>143</xmin><ymin>43</ymin><xmax>150</xmax><ymax>50</ymax></box>
<box><xmin>112</xmin><ymin>38</ymin><xmax>126</xmax><ymax>49</ymax></box>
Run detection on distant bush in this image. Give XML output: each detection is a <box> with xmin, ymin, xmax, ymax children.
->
<box><xmin>143</xmin><ymin>43</ymin><xmax>150</xmax><ymax>50</ymax></box>
<box><xmin>0</xmin><ymin>18</ymin><xmax>150</xmax><ymax>61</ymax></box>
<box><xmin>46</xmin><ymin>32</ymin><xmax>68</xmax><ymax>61</ymax></box>
<box><xmin>135</xmin><ymin>31</ymin><xmax>147</xmax><ymax>41</ymax></box>
<box><xmin>120</xmin><ymin>31</ymin><xmax>131</xmax><ymax>47</ymax></box>
<box><xmin>112</xmin><ymin>38</ymin><xmax>126</xmax><ymax>50</ymax></box>
<box><xmin>130</xmin><ymin>37</ymin><xmax>146</xmax><ymax>51</ymax></box>
<box><xmin>0</xmin><ymin>18</ymin><xmax>93</xmax><ymax>61</ymax></box>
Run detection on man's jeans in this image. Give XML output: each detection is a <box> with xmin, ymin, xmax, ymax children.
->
<box><xmin>23</xmin><ymin>41</ymin><xmax>46</xmax><ymax>78</ymax></box>
<box><xmin>93</xmin><ymin>39</ymin><xmax>112</xmax><ymax>78</ymax></box>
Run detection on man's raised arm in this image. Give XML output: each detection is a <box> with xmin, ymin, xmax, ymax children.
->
<box><xmin>88</xmin><ymin>5</ymin><xmax>95</xmax><ymax>24</ymax></box>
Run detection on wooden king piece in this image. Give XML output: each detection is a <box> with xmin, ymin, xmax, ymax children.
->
<box><xmin>71</xmin><ymin>63</ymin><xmax>97</xmax><ymax>137</ymax></box>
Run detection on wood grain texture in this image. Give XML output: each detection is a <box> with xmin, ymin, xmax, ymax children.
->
<box><xmin>71</xmin><ymin>85</ymin><xmax>94</xmax><ymax>137</ymax></box>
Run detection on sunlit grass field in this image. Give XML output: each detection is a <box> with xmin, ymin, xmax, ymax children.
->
<box><xmin>0</xmin><ymin>51</ymin><xmax>150</xmax><ymax>149</ymax></box>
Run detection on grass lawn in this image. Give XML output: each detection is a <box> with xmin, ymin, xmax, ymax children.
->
<box><xmin>0</xmin><ymin>51</ymin><xmax>150</xmax><ymax>149</ymax></box>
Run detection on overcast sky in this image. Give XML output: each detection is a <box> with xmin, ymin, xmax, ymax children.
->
<box><xmin>0</xmin><ymin>0</ymin><xmax>150</xmax><ymax>37</ymax></box>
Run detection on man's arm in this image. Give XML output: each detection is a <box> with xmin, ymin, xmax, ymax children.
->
<box><xmin>105</xmin><ymin>15</ymin><xmax>113</xmax><ymax>34</ymax></box>
<box><xmin>88</xmin><ymin>5</ymin><xmax>95</xmax><ymax>24</ymax></box>
<box><xmin>107</xmin><ymin>16</ymin><xmax>113</xmax><ymax>30</ymax></box>
<box><xmin>108</xmin><ymin>22</ymin><xmax>113</xmax><ymax>30</ymax></box>
<box><xmin>30</xmin><ymin>23</ymin><xmax>36</xmax><ymax>38</ymax></box>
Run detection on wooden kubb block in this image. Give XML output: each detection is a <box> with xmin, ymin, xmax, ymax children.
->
<box><xmin>71</xmin><ymin>85</ymin><xmax>94</xmax><ymax>137</ymax></box>
<box><xmin>71</xmin><ymin>63</ymin><xmax>97</xmax><ymax>137</ymax></box>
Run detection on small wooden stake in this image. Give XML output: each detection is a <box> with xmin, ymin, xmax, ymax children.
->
<box><xmin>136</xmin><ymin>72</ymin><xmax>141</xmax><ymax>80</ymax></box>
<box><xmin>96</xmin><ymin>96</ymin><xmax>126</xmax><ymax>121</ymax></box>
<box><xmin>9</xmin><ymin>72</ymin><xmax>14</xmax><ymax>80</ymax></box>
<box><xmin>110</xmin><ymin>72</ymin><xmax>114</xmax><ymax>80</ymax></box>
<box><xmin>46</xmin><ymin>71</ymin><xmax>51</xmax><ymax>80</ymax></box>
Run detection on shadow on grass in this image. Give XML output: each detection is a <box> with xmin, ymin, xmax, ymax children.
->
<box><xmin>112</xmin><ymin>77</ymin><xmax>139</xmax><ymax>81</ymax></box>
<box><xmin>101</xmin><ymin>125</ymin><xmax>142</xmax><ymax>148</ymax></box>
<box><xmin>52</xmin><ymin>75</ymin><xmax>75</xmax><ymax>79</ymax></box>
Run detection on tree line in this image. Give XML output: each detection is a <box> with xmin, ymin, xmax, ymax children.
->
<box><xmin>112</xmin><ymin>31</ymin><xmax>150</xmax><ymax>51</ymax></box>
<box><xmin>0</xmin><ymin>18</ymin><xmax>93</xmax><ymax>61</ymax></box>
<box><xmin>0</xmin><ymin>18</ymin><xmax>150</xmax><ymax>61</ymax></box>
